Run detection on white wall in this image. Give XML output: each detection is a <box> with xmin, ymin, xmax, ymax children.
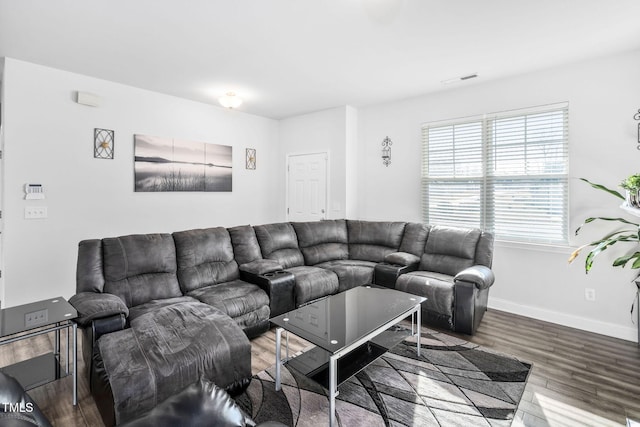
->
<box><xmin>345</xmin><ymin>106</ymin><xmax>359</xmax><ymax>218</ymax></box>
<box><xmin>1</xmin><ymin>58</ymin><xmax>281</xmax><ymax>307</ymax></box>
<box><xmin>279</xmin><ymin>106</ymin><xmax>352</xmax><ymax>219</ymax></box>
<box><xmin>357</xmin><ymin>48</ymin><xmax>640</xmax><ymax>341</ymax></box>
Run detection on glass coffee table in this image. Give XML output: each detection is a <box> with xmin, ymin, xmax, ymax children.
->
<box><xmin>270</xmin><ymin>285</ymin><xmax>426</xmax><ymax>427</ymax></box>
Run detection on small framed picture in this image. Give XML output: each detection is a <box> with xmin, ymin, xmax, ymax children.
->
<box><xmin>246</xmin><ymin>148</ymin><xmax>256</xmax><ymax>170</ymax></box>
<box><xmin>94</xmin><ymin>128</ymin><xmax>114</xmax><ymax>159</ymax></box>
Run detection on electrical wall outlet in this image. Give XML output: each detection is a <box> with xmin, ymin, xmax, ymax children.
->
<box><xmin>25</xmin><ymin>309</ymin><xmax>48</xmax><ymax>327</ymax></box>
<box><xmin>24</xmin><ymin>206</ymin><xmax>48</xmax><ymax>219</ymax></box>
<box><xmin>585</xmin><ymin>288</ymin><xmax>596</xmax><ymax>301</ymax></box>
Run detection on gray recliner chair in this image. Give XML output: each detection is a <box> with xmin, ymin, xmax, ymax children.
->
<box><xmin>395</xmin><ymin>225</ymin><xmax>495</xmax><ymax>335</ymax></box>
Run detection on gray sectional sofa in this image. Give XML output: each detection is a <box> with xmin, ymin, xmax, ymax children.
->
<box><xmin>69</xmin><ymin>219</ymin><xmax>494</xmax><ymax>426</ymax></box>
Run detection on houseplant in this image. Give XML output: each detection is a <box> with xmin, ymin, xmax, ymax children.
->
<box><xmin>620</xmin><ymin>173</ymin><xmax>640</xmax><ymax>208</ymax></box>
<box><xmin>568</xmin><ymin>177</ymin><xmax>640</xmax><ymax>343</ymax></box>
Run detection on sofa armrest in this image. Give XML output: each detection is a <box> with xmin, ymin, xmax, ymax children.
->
<box><xmin>0</xmin><ymin>372</ymin><xmax>53</xmax><ymax>427</ymax></box>
<box><xmin>69</xmin><ymin>292</ymin><xmax>129</xmax><ymax>327</ymax></box>
<box><xmin>241</xmin><ymin>270</ymin><xmax>296</xmax><ymax>318</ymax></box>
<box><xmin>119</xmin><ymin>377</ymin><xmax>286</xmax><ymax>427</ymax></box>
<box><xmin>454</xmin><ymin>265</ymin><xmax>495</xmax><ymax>290</ymax></box>
<box><xmin>384</xmin><ymin>252</ymin><xmax>420</xmax><ymax>267</ymax></box>
<box><xmin>92</xmin><ymin>313</ymin><xmax>126</xmax><ymax>341</ymax></box>
<box><xmin>239</xmin><ymin>259</ymin><xmax>283</xmax><ymax>275</ymax></box>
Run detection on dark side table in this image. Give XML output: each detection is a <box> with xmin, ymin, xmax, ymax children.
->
<box><xmin>0</xmin><ymin>297</ymin><xmax>78</xmax><ymax>405</ymax></box>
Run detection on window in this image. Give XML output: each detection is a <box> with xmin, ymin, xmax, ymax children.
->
<box><xmin>422</xmin><ymin>103</ymin><xmax>569</xmax><ymax>244</ymax></box>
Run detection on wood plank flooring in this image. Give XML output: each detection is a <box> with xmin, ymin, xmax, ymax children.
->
<box><xmin>1</xmin><ymin>309</ymin><xmax>639</xmax><ymax>426</ymax></box>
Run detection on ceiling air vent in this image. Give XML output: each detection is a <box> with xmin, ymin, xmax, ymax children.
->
<box><xmin>441</xmin><ymin>73</ymin><xmax>479</xmax><ymax>85</ymax></box>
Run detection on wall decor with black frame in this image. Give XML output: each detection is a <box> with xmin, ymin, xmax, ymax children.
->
<box><xmin>94</xmin><ymin>128</ymin><xmax>114</xmax><ymax>159</ymax></box>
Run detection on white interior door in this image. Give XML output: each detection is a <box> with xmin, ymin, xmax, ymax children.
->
<box><xmin>287</xmin><ymin>153</ymin><xmax>327</xmax><ymax>221</ymax></box>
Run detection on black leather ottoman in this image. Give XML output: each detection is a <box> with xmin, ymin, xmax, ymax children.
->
<box><xmin>0</xmin><ymin>372</ymin><xmax>52</xmax><ymax>427</ymax></box>
<box><xmin>120</xmin><ymin>377</ymin><xmax>285</xmax><ymax>427</ymax></box>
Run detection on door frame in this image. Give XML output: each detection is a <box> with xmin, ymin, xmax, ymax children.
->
<box><xmin>285</xmin><ymin>151</ymin><xmax>330</xmax><ymax>221</ymax></box>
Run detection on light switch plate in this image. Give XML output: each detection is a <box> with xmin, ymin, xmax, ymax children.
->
<box><xmin>25</xmin><ymin>206</ymin><xmax>48</xmax><ymax>219</ymax></box>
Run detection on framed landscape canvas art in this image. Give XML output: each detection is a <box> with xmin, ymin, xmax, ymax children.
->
<box><xmin>134</xmin><ymin>135</ymin><xmax>232</xmax><ymax>192</ymax></box>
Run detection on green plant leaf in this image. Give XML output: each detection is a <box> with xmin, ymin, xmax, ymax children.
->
<box><xmin>575</xmin><ymin>217</ymin><xmax>639</xmax><ymax>235</ymax></box>
<box><xmin>632</xmin><ymin>257</ymin><xmax>640</xmax><ymax>269</ymax></box>
<box><xmin>614</xmin><ymin>252</ymin><xmax>640</xmax><ymax>267</ymax></box>
<box><xmin>586</xmin><ymin>230</ymin><xmax>639</xmax><ymax>246</ymax></box>
<box><xmin>579</xmin><ymin>178</ymin><xmax>625</xmax><ymax>200</ymax></box>
<box><xmin>584</xmin><ymin>234</ymin><xmax>638</xmax><ymax>272</ymax></box>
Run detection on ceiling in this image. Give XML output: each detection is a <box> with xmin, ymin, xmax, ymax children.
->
<box><xmin>1</xmin><ymin>0</ymin><xmax>639</xmax><ymax>119</ymax></box>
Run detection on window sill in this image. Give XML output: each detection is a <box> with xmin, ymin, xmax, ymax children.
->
<box><xmin>495</xmin><ymin>239</ymin><xmax>573</xmax><ymax>254</ymax></box>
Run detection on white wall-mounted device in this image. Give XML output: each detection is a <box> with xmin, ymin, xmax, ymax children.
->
<box><xmin>76</xmin><ymin>91</ymin><xmax>102</xmax><ymax>107</ymax></box>
<box><xmin>25</xmin><ymin>183</ymin><xmax>45</xmax><ymax>200</ymax></box>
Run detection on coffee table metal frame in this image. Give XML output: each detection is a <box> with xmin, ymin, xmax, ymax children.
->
<box><xmin>274</xmin><ymin>291</ymin><xmax>422</xmax><ymax>427</ymax></box>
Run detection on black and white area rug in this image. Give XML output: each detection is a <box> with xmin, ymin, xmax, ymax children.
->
<box><xmin>236</xmin><ymin>329</ymin><xmax>532</xmax><ymax>426</ymax></box>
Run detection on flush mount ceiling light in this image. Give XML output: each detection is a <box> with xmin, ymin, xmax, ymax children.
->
<box><xmin>218</xmin><ymin>92</ymin><xmax>243</xmax><ymax>109</ymax></box>
<box><xmin>441</xmin><ymin>73</ymin><xmax>478</xmax><ymax>85</ymax></box>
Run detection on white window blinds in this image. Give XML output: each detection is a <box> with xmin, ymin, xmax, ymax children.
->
<box><xmin>422</xmin><ymin>103</ymin><xmax>569</xmax><ymax>244</ymax></box>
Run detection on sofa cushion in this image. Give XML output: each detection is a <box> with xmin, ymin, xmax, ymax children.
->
<box><xmin>314</xmin><ymin>260</ymin><xmax>376</xmax><ymax>292</ymax></box>
<box><xmin>396</xmin><ymin>270</ymin><xmax>455</xmax><ymax>318</ymax></box>
<box><xmin>420</xmin><ymin>226</ymin><xmax>482</xmax><ymax>276</ymax></box>
<box><xmin>285</xmin><ymin>266</ymin><xmax>339</xmax><ymax>306</ymax></box>
<box><xmin>102</xmin><ymin>234</ymin><xmax>181</xmax><ymax>308</ymax></box>
<box><xmin>347</xmin><ymin>221</ymin><xmax>406</xmax><ymax>262</ymax></box>
<box><xmin>127</xmin><ymin>296</ymin><xmax>199</xmax><ymax>322</ymax></box>
<box><xmin>254</xmin><ymin>223</ymin><xmax>304</xmax><ymax>268</ymax></box>
<box><xmin>291</xmin><ymin>220</ymin><xmax>349</xmax><ymax>265</ymax></box>
<box><xmin>98</xmin><ymin>301</ymin><xmax>251</xmax><ymax>425</ymax></box>
<box><xmin>187</xmin><ymin>280</ymin><xmax>269</xmax><ymax>320</ymax></box>
<box><xmin>398</xmin><ymin>222</ymin><xmax>430</xmax><ymax>257</ymax></box>
<box><xmin>76</xmin><ymin>239</ymin><xmax>106</xmax><ymax>293</ymax></box>
<box><xmin>173</xmin><ymin>227</ymin><xmax>240</xmax><ymax>293</ymax></box>
<box><xmin>475</xmin><ymin>231</ymin><xmax>495</xmax><ymax>268</ymax></box>
<box><xmin>228</xmin><ymin>225</ymin><xmax>263</xmax><ymax>265</ymax></box>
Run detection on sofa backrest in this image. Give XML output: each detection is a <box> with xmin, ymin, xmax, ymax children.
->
<box><xmin>398</xmin><ymin>222</ymin><xmax>431</xmax><ymax>256</ymax></box>
<box><xmin>475</xmin><ymin>231</ymin><xmax>494</xmax><ymax>268</ymax></box>
<box><xmin>77</xmin><ymin>239</ymin><xmax>106</xmax><ymax>293</ymax></box>
<box><xmin>173</xmin><ymin>227</ymin><xmax>240</xmax><ymax>293</ymax></box>
<box><xmin>101</xmin><ymin>234</ymin><xmax>181</xmax><ymax>308</ymax></box>
<box><xmin>227</xmin><ymin>225</ymin><xmax>263</xmax><ymax>265</ymax></box>
<box><xmin>419</xmin><ymin>225</ymin><xmax>489</xmax><ymax>276</ymax></box>
<box><xmin>291</xmin><ymin>220</ymin><xmax>349</xmax><ymax>265</ymax></box>
<box><xmin>347</xmin><ymin>220</ymin><xmax>406</xmax><ymax>262</ymax></box>
<box><xmin>254</xmin><ymin>222</ymin><xmax>304</xmax><ymax>268</ymax></box>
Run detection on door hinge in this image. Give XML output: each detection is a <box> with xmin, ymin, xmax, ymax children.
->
<box><xmin>287</xmin><ymin>207</ymin><xmax>290</xmax><ymax>214</ymax></box>
<box><xmin>0</xmin><ymin>150</ymin><xmax>3</xmax><ymax>159</ymax></box>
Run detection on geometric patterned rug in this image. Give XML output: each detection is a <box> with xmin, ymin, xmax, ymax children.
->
<box><xmin>235</xmin><ymin>328</ymin><xmax>532</xmax><ymax>426</ymax></box>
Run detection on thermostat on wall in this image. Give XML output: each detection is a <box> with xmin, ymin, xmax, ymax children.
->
<box><xmin>25</xmin><ymin>184</ymin><xmax>45</xmax><ymax>200</ymax></box>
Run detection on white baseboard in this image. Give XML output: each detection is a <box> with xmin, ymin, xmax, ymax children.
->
<box><xmin>488</xmin><ymin>297</ymin><xmax>638</xmax><ymax>343</ymax></box>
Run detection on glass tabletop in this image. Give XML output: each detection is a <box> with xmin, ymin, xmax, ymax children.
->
<box><xmin>271</xmin><ymin>285</ymin><xmax>425</xmax><ymax>354</ymax></box>
<box><xmin>0</xmin><ymin>297</ymin><xmax>77</xmax><ymax>338</ymax></box>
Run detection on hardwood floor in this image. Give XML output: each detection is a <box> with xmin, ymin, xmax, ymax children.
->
<box><xmin>1</xmin><ymin>309</ymin><xmax>639</xmax><ymax>426</ymax></box>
